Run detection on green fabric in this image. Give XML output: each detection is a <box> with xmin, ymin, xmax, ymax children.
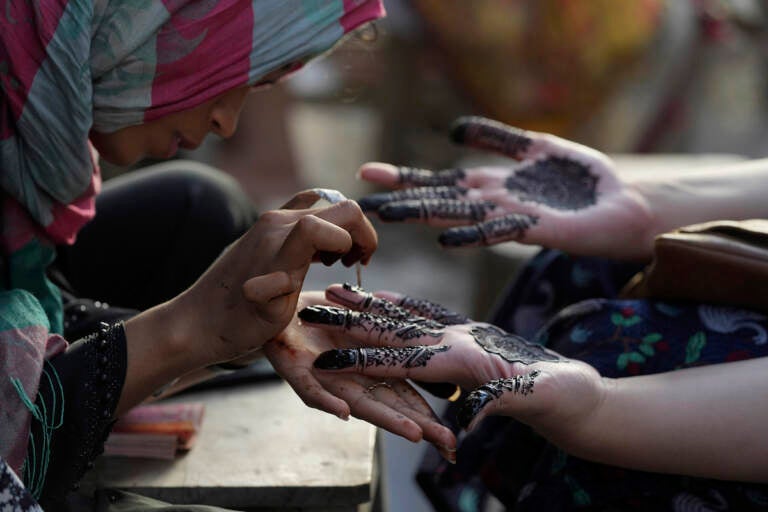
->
<box><xmin>4</xmin><ymin>240</ymin><xmax>62</xmax><ymax>334</ymax></box>
<box><xmin>0</xmin><ymin>289</ymin><xmax>50</xmax><ymax>332</ymax></box>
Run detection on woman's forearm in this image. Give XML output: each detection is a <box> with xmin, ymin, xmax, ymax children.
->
<box><xmin>631</xmin><ymin>158</ymin><xmax>768</xmax><ymax>238</ymax></box>
<box><xmin>118</xmin><ymin>298</ymin><xmax>205</xmax><ymax>415</ymax></box>
<box><xmin>568</xmin><ymin>357</ymin><xmax>768</xmax><ymax>481</ymax></box>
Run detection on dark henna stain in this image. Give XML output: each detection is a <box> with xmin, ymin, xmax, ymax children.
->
<box><xmin>339</xmin><ymin>284</ymin><xmax>446</xmax><ymax>329</ymax></box>
<box><xmin>450</xmin><ymin>116</ymin><xmax>532</xmax><ymax>159</ymax></box>
<box><xmin>470</xmin><ymin>325</ymin><xmax>562</xmax><ymax>364</ymax></box>
<box><xmin>439</xmin><ymin>214</ymin><xmax>539</xmax><ymax>247</ymax></box>
<box><xmin>358</xmin><ymin>186</ymin><xmax>467</xmax><ymax>212</ymax></box>
<box><xmin>299</xmin><ymin>305</ymin><xmax>444</xmax><ymax>341</ymax></box>
<box><xmin>457</xmin><ymin>371</ymin><xmax>540</xmax><ymax>428</ymax></box>
<box><xmin>397</xmin><ymin>296</ymin><xmax>469</xmax><ymax>325</ymax></box>
<box><xmin>379</xmin><ymin>199</ymin><xmax>494</xmax><ymax>222</ymax></box>
<box><xmin>397</xmin><ymin>167</ymin><xmax>467</xmax><ymax>187</ymax></box>
<box><xmin>315</xmin><ymin>346</ymin><xmax>451</xmax><ymax>370</ymax></box>
<box><xmin>505</xmin><ymin>157</ymin><xmax>598</xmax><ymax>210</ymax></box>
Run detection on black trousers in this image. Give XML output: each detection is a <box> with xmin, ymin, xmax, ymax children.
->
<box><xmin>53</xmin><ymin>161</ymin><xmax>257</xmax><ymax>339</ymax></box>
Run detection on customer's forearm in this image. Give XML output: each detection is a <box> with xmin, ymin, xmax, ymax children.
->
<box><xmin>566</xmin><ymin>357</ymin><xmax>768</xmax><ymax>482</ymax></box>
<box><xmin>631</xmin><ymin>159</ymin><xmax>768</xmax><ymax>237</ymax></box>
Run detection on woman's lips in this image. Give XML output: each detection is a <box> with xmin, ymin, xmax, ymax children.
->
<box><xmin>178</xmin><ymin>134</ymin><xmax>200</xmax><ymax>150</ymax></box>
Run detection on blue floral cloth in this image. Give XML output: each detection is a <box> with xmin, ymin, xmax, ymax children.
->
<box><xmin>417</xmin><ymin>249</ymin><xmax>768</xmax><ymax>512</ymax></box>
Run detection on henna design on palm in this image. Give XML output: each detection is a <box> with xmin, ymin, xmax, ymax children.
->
<box><xmin>456</xmin><ymin>371</ymin><xmax>540</xmax><ymax>428</ymax></box>
<box><xmin>470</xmin><ymin>325</ymin><xmax>562</xmax><ymax>364</ymax></box>
<box><xmin>506</xmin><ymin>157</ymin><xmax>598</xmax><ymax>211</ymax></box>
<box><xmin>439</xmin><ymin>213</ymin><xmax>538</xmax><ymax>247</ymax></box>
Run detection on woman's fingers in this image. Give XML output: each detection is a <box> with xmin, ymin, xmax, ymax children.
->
<box><xmin>456</xmin><ymin>371</ymin><xmax>542</xmax><ymax>431</ymax></box>
<box><xmin>311</xmin><ymin>200</ymin><xmax>378</xmax><ymax>266</ymax></box>
<box><xmin>298</xmin><ymin>305</ymin><xmax>445</xmax><ymax>346</ymax></box>
<box><xmin>242</xmin><ymin>271</ymin><xmax>299</xmax><ymax>303</ymax></box>
<box><xmin>276</xmin><ymin>215</ymin><xmax>353</xmax><ymax>270</ymax></box>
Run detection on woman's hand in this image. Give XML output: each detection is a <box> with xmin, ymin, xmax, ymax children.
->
<box><xmin>304</xmin><ymin>284</ymin><xmax>606</xmax><ymax>446</ymax></box>
<box><xmin>171</xmin><ymin>190</ymin><xmax>378</xmax><ymax>369</ymax></box>
<box><xmin>263</xmin><ymin>291</ymin><xmax>457</xmax><ymax>462</ymax></box>
<box><xmin>358</xmin><ymin>116</ymin><xmax>654</xmax><ymax>260</ymax></box>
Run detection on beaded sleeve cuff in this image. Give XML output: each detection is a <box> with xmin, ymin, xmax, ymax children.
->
<box><xmin>35</xmin><ymin>322</ymin><xmax>127</xmax><ymax>507</ymax></box>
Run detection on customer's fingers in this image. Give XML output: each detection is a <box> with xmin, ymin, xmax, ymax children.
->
<box><xmin>298</xmin><ymin>305</ymin><xmax>444</xmax><ymax>347</ymax></box>
<box><xmin>449</xmin><ymin>116</ymin><xmax>539</xmax><ymax>160</ymax></box>
<box><xmin>357</xmin><ymin>185</ymin><xmax>468</xmax><ymax>213</ymax></box>
<box><xmin>313</xmin><ymin>345</ymin><xmax>454</xmax><ymax>384</ymax></box>
<box><xmin>438</xmin><ymin>212</ymin><xmax>541</xmax><ymax>248</ymax></box>
<box><xmin>377</xmin><ymin>198</ymin><xmax>497</xmax><ymax>226</ymax></box>
<box><xmin>456</xmin><ymin>371</ymin><xmax>542</xmax><ymax>432</ymax></box>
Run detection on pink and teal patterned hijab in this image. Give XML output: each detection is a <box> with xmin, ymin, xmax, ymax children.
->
<box><xmin>1</xmin><ymin>0</ymin><xmax>385</xmax><ymax>246</ymax></box>
<box><xmin>0</xmin><ymin>0</ymin><xmax>384</xmax><ymax>480</ymax></box>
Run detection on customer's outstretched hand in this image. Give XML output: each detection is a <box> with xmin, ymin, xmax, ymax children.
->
<box><xmin>305</xmin><ymin>284</ymin><xmax>604</xmax><ymax>447</ymax></box>
<box><xmin>358</xmin><ymin>116</ymin><xmax>653</xmax><ymax>260</ymax></box>
<box><xmin>264</xmin><ymin>291</ymin><xmax>457</xmax><ymax>463</ymax></box>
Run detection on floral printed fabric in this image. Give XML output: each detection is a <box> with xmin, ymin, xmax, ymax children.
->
<box><xmin>0</xmin><ymin>457</ymin><xmax>42</xmax><ymax>512</ymax></box>
<box><xmin>417</xmin><ymin>249</ymin><xmax>768</xmax><ymax>511</ymax></box>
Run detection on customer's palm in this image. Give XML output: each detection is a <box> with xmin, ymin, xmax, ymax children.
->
<box><xmin>358</xmin><ymin>116</ymin><xmax>653</xmax><ymax>260</ymax></box>
<box><xmin>263</xmin><ymin>291</ymin><xmax>457</xmax><ymax>459</ymax></box>
<box><xmin>303</xmin><ymin>284</ymin><xmax>605</xmax><ymax>442</ymax></box>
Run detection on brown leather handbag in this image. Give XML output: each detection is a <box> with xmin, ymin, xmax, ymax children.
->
<box><xmin>620</xmin><ymin>219</ymin><xmax>768</xmax><ymax>313</ymax></box>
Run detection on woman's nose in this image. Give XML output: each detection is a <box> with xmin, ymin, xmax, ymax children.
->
<box><xmin>210</xmin><ymin>106</ymin><xmax>239</xmax><ymax>139</ymax></box>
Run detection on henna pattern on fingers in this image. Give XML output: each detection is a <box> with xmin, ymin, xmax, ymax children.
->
<box><xmin>450</xmin><ymin>116</ymin><xmax>533</xmax><ymax>159</ymax></box>
<box><xmin>457</xmin><ymin>371</ymin><xmax>540</xmax><ymax>428</ymax></box>
<box><xmin>339</xmin><ymin>283</ymin><xmax>449</xmax><ymax>328</ymax></box>
<box><xmin>397</xmin><ymin>296</ymin><xmax>469</xmax><ymax>325</ymax></box>
<box><xmin>299</xmin><ymin>305</ymin><xmax>443</xmax><ymax>341</ymax></box>
<box><xmin>358</xmin><ymin>186</ymin><xmax>467</xmax><ymax>212</ymax></box>
<box><xmin>314</xmin><ymin>345</ymin><xmax>451</xmax><ymax>370</ymax></box>
<box><xmin>398</xmin><ymin>167</ymin><xmax>466</xmax><ymax>187</ymax></box>
<box><xmin>379</xmin><ymin>199</ymin><xmax>495</xmax><ymax>222</ymax></box>
<box><xmin>470</xmin><ymin>325</ymin><xmax>562</xmax><ymax>364</ymax></box>
<box><xmin>439</xmin><ymin>214</ymin><xmax>538</xmax><ymax>247</ymax></box>
<box><xmin>505</xmin><ymin>157</ymin><xmax>598</xmax><ymax>210</ymax></box>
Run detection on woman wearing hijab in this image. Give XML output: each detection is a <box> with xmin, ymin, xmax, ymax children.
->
<box><xmin>0</xmin><ymin>2</ymin><xmax>458</xmax><ymax>509</ymax></box>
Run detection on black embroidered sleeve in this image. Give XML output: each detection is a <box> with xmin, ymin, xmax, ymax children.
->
<box><xmin>33</xmin><ymin>322</ymin><xmax>127</xmax><ymax>508</ymax></box>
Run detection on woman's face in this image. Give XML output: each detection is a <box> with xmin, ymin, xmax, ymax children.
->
<box><xmin>90</xmin><ymin>85</ymin><xmax>252</xmax><ymax>166</ymax></box>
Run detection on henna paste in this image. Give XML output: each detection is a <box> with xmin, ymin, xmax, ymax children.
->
<box><xmin>470</xmin><ymin>325</ymin><xmax>561</xmax><ymax>364</ymax></box>
<box><xmin>397</xmin><ymin>296</ymin><xmax>469</xmax><ymax>325</ymax></box>
<box><xmin>398</xmin><ymin>167</ymin><xmax>466</xmax><ymax>187</ymax></box>
<box><xmin>379</xmin><ymin>199</ymin><xmax>495</xmax><ymax>222</ymax></box>
<box><xmin>457</xmin><ymin>371</ymin><xmax>540</xmax><ymax>428</ymax></box>
<box><xmin>450</xmin><ymin>116</ymin><xmax>532</xmax><ymax>159</ymax></box>
<box><xmin>505</xmin><ymin>157</ymin><xmax>598</xmax><ymax>210</ymax></box>
<box><xmin>358</xmin><ymin>186</ymin><xmax>467</xmax><ymax>212</ymax></box>
<box><xmin>314</xmin><ymin>345</ymin><xmax>451</xmax><ymax>370</ymax></box>
<box><xmin>299</xmin><ymin>305</ymin><xmax>443</xmax><ymax>341</ymax></box>
<box><xmin>439</xmin><ymin>214</ymin><xmax>538</xmax><ymax>247</ymax></box>
<box><xmin>339</xmin><ymin>283</ymin><xmax>447</xmax><ymax>329</ymax></box>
